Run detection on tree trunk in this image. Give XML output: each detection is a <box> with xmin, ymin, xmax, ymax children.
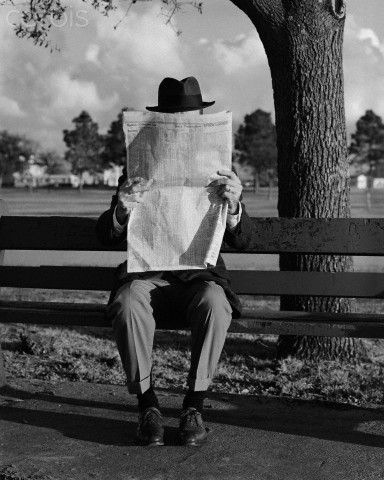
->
<box><xmin>79</xmin><ymin>174</ymin><xmax>84</xmax><ymax>193</ymax></box>
<box><xmin>254</xmin><ymin>173</ymin><xmax>260</xmax><ymax>193</ymax></box>
<box><xmin>268</xmin><ymin>176</ymin><xmax>273</xmax><ymax>200</ymax></box>
<box><xmin>232</xmin><ymin>0</ymin><xmax>363</xmax><ymax>360</ymax></box>
<box><xmin>366</xmin><ymin>173</ymin><xmax>374</xmax><ymax>212</ymax></box>
<box><xmin>366</xmin><ymin>187</ymin><xmax>372</xmax><ymax>213</ymax></box>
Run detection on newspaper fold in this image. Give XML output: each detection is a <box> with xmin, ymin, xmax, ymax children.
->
<box><xmin>123</xmin><ymin>110</ymin><xmax>232</xmax><ymax>273</ymax></box>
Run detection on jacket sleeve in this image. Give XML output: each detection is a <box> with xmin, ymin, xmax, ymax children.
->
<box><xmin>95</xmin><ymin>169</ymin><xmax>127</xmax><ymax>246</ymax></box>
<box><xmin>223</xmin><ymin>202</ymin><xmax>255</xmax><ymax>251</ymax></box>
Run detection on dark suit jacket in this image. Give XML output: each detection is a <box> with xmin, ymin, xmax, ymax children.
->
<box><xmin>96</xmin><ymin>172</ymin><xmax>255</xmax><ymax>318</ymax></box>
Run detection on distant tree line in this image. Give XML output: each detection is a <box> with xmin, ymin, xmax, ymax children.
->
<box><xmin>0</xmin><ymin>131</ymin><xmax>38</xmax><ymax>185</ymax></box>
<box><xmin>234</xmin><ymin>109</ymin><xmax>278</xmax><ymax>192</ymax></box>
<box><xmin>1</xmin><ymin>108</ymin><xmax>383</xmax><ymax>189</ymax></box>
<box><xmin>349</xmin><ymin>110</ymin><xmax>384</xmax><ymax>183</ymax></box>
<box><xmin>63</xmin><ymin>109</ymin><xmax>130</xmax><ymax>175</ymax></box>
<box><xmin>0</xmin><ymin>109</ymin><xmax>131</xmax><ymax>186</ymax></box>
<box><xmin>63</xmin><ymin>108</ymin><xmax>281</xmax><ymax>189</ymax></box>
<box><xmin>234</xmin><ymin>108</ymin><xmax>384</xmax><ymax>192</ymax></box>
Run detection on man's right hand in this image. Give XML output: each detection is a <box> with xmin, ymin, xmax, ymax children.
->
<box><xmin>115</xmin><ymin>177</ymin><xmax>153</xmax><ymax>225</ymax></box>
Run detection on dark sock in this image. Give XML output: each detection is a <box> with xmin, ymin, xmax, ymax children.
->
<box><xmin>182</xmin><ymin>390</ymin><xmax>206</xmax><ymax>413</ymax></box>
<box><xmin>137</xmin><ymin>387</ymin><xmax>159</xmax><ymax>412</ymax></box>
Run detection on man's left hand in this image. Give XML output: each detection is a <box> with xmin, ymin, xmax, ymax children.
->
<box><xmin>208</xmin><ymin>170</ymin><xmax>243</xmax><ymax>214</ymax></box>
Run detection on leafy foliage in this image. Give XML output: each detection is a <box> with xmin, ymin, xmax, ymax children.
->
<box><xmin>39</xmin><ymin>150</ymin><xmax>71</xmax><ymax>175</ymax></box>
<box><xmin>349</xmin><ymin>110</ymin><xmax>384</xmax><ymax>181</ymax></box>
<box><xmin>2</xmin><ymin>0</ymin><xmax>203</xmax><ymax>49</ymax></box>
<box><xmin>102</xmin><ymin>109</ymin><xmax>135</xmax><ymax>167</ymax></box>
<box><xmin>63</xmin><ymin>111</ymin><xmax>104</xmax><ymax>174</ymax></box>
<box><xmin>0</xmin><ymin>130</ymin><xmax>39</xmax><ymax>181</ymax></box>
<box><xmin>6</xmin><ymin>0</ymin><xmax>114</xmax><ymax>50</ymax></box>
<box><xmin>234</xmin><ymin>109</ymin><xmax>277</xmax><ymax>185</ymax></box>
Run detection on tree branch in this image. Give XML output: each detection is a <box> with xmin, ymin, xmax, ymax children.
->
<box><xmin>229</xmin><ymin>0</ymin><xmax>285</xmax><ymax>28</ymax></box>
<box><xmin>8</xmin><ymin>0</ymin><xmax>114</xmax><ymax>49</ymax></box>
<box><xmin>228</xmin><ymin>0</ymin><xmax>255</xmax><ymax>16</ymax></box>
<box><xmin>114</xmin><ymin>0</ymin><xmax>203</xmax><ymax>35</ymax></box>
<box><xmin>3</xmin><ymin>0</ymin><xmax>287</xmax><ymax>49</ymax></box>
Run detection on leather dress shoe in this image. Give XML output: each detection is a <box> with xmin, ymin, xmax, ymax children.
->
<box><xmin>136</xmin><ymin>407</ymin><xmax>164</xmax><ymax>446</ymax></box>
<box><xmin>178</xmin><ymin>407</ymin><xmax>208</xmax><ymax>446</ymax></box>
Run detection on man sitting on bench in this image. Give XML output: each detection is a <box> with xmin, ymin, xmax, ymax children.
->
<box><xmin>96</xmin><ymin>76</ymin><xmax>254</xmax><ymax>446</ymax></box>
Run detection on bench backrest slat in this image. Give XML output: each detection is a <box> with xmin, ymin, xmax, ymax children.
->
<box><xmin>2</xmin><ymin>266</ymin><xmax>384</xmax><ymax>298</ymax></box>
<box><xmin>1</xmin><ymin>216</ymin><xmax>384</xmax><ymax>255</ymax></box>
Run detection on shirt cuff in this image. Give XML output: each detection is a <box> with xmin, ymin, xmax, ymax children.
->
<box><xmin>113</xmin><ymin>206</ymin><xmax>128</xmax><ymax>236</ymax></box>
<box><xmin>226</xmin><ymin>203</ymin><xmax>242</xmax><ymax>230</ymax></box>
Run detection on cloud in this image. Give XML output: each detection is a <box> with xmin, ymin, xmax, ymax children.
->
<box><xmin>0</xmin><ymin>13</ymin><xmax>27</xmax><ymax>119</ymax></box>
<box><xmin>96</xmin><ymin>6</ymin><xmax>185</xmax><ymax>76</ymax></box>
<box><xmin>0</xmin><ymin>0</ymin><xmax>383</xmax><ymax>152</ymax></box>
<box><xmin>0</xmin><ymin>95</ymin><xmax>25</xmax><ymax>117</ymax></box>
<box><xmin>0</xmin><ymin>2</ymin><xmax>187</xmax><ymax>150</ymax></box>
<box><xmin>50</xmin><ymin>71</ymin><xmax>118</xmax><ymax>111</ymax></box>
<box><xmin>192</xmin><ymin>31</ymin><xmax>272</xmax><ymax>126</ymax></box>
<box><xmin>85</xmin><ymin>44</ymin><xmax>101</xmax><ymax>65</ymax></box>
<box><xmin>344</xmin><ymin>15</ymin><xmax>384</xmax><ymax>127</ymax></box>
<box><xmin>212</xmin><ymin>31</ymin><xmax>267</xmax><ymax>74</ymax></box>
<box><xmin>357</xmin><ymin>28</ymin><xmax>384</xmax><ymax>58</ymax></box>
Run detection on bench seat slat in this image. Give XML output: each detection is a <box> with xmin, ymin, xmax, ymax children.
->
<box><xmin>2</xmin><ymin>266</ymin><xmax>384</xmax><ymax>298</ymax></box>
<box><xmin>2</xmin><ymin>216</ymin><xmax>384</xmax><ymax>255</ymax></box>
<box><xmin>1</xmin><ymin>301</ymin><xmax>384</xmax><ymax>338</ymax></box>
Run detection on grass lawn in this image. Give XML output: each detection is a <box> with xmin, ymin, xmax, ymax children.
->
<box><xmin>2</xmin><ymin>289</ymin><xmax>384</xmax><ymax>407</ymax></box>
<box><xmin>3</xmin><ymin>316</ymin><xmax>384</xmax><ymax>407</ymax></box>
<box><xmin>1</xmin><ymin>187</ymin><xmax>384</xmax><ymax>407</ymax></box>
<box><xmin>2</xmin><ymin>185</ymin><xmax>384</xmax><ymax>218</ymax></box>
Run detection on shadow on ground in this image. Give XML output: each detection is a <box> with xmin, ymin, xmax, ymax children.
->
<box><xmin>2</xmin><ymin>379</ymin><xmax>384</xmax><ymax>480</ymax></box>
<box><xmin>1</xmin><ymin>380</ymin><xmax>384</xmax><ymax>449</ymax></box>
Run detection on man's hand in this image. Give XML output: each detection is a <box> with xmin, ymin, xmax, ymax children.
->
<box><xmin>207</xmin><ymin>170</ymin><xmax>242</xmax><ymax>214</ymax></box>
<box><xmin>115</xmin><ymin>177</ymin><xmax>153</xmax><ymax>225</ymax></box>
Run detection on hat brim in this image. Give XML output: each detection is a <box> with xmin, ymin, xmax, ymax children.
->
<box><xmin>145</xmin><ymin>101</ymin><xmax>215</xmax><ymax>113</ymax></box>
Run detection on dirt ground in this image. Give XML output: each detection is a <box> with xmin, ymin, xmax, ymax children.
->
<box><xmin>1</xmin><ymin>378</ymin><xmax>384</xmax><ymax>480</ymax></box>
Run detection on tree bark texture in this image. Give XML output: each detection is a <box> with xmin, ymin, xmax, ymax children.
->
<box><xmin>231</xmin><ymin>0</ymin><xmax>362</xmax><ymax>360</ymax></box>
<box><xmin>254</xmin><ymin>173</ymin><xmax>260</xmax><ymax>192</ymax></box>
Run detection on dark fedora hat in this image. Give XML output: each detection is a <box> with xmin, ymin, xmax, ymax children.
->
<box><xmin>146</xmin><ymin>76</ymin><xmax>215</xmax><ymax>113</ymax></box>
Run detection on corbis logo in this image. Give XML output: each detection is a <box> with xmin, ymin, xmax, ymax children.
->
<box><xmin>5</xmin><ymin>0</ymin><xmax>89</xmax><ymax>29</ymax></box>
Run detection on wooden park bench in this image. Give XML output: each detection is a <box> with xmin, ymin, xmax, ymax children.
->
<box><xmin>1</xmin><ymin>213</ymin><xmax>384</xmax><ymax>383</ymax></box>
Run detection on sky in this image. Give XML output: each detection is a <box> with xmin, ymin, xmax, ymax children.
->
<box><xmin>0</xmin><ymin>0</ymin><xmax>383</xmax><ymax>154</ymax></box>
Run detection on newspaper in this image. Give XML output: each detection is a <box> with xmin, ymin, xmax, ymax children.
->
<box><xmin>123</xmin><ymin>110</ymin><xmax>232</xmax><ymax>273</ymax></box>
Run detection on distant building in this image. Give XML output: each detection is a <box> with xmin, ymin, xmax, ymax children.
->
<box><xmin>373</xmin><ymin>178</ymin><xmax>384</xmax><ymax>189</ymax></box>
<box><xmin>11</xmin><ymin>159</ymin><xmax>125</xmax><ymax>189</ymax></box>
<box><xmin>81</xmin><ymin>170</ymin><xmax>98</xmax><ymax>186</ymax></box>
<box><xmin>103</xmin><ymin>165</ymin><xmax>124</xmax><ymax>187</ymax></box>
<box><xmin>357</xmin><ymin>174</ymin><xmax>367</xmax><ymax>189</ymax></box>
<box><xmin>13</xmin><ymin>171</ymin><xmax>81</xmax><ymax>188</ymax></box>
<box><xmin>48</xmin><ymin>174</ymin><xmax>81</xmax><ymax>188</ymax></box>
<box><xmin>13</xmin><ymin>159</ymin><xmax>47</xmax><ymax>188</ymax></box>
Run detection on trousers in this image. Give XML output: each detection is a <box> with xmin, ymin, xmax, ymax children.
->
<box><xmin>107</xmin><ymin>273</ymin><xmax>233</xmax><ymax>394</ymax></box>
